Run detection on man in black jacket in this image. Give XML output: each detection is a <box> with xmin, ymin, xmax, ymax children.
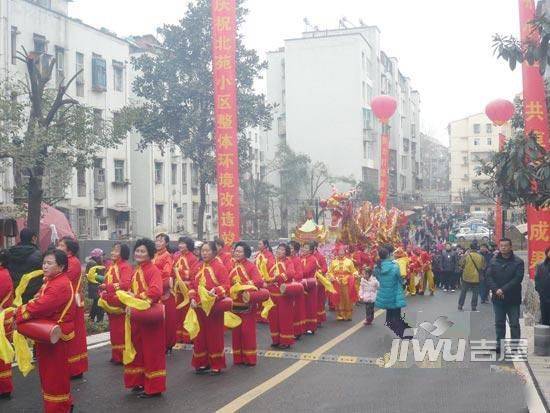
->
<box><xmin>486</xmin><ymin>238</ymin><xmax>525</xmax><ymax>353</ymax></box>
<box><xmin>440</xmin><ymin>243</ymin><xmax>458</xmax><ymax>292</ymax></box>
<box><xmin>7</xmin><ymin>228</ymin><xmax>43</xmax><ymax>303</ymax></box>
<box><xmin>535</xmin><ymin>246</ymin><xmax>550</xmax><ymax>326</ymax></box>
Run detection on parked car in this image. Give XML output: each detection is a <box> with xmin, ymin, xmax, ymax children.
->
<box><xmin>455</xmin><ymin>226</ymin><xmax>492</xmax><ymax>242</ymax></box>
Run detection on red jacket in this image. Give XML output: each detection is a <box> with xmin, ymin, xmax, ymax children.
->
<box><xmin>255</xmin><ymin>249</ymin><xmax>275</xmax><ymax>271</ymax></box>
<box><xmin>153</xmin><ymin>249</ymin><xmax>174</xmax><ymax>281</ymax></box>
<box><xmin>105</xmin><ymin>259</ymin><xmax>133</xmax><ymax>291</ymax></box>
<box><xmin>131</xmin><ymin>261</ymin><xmax>163</xmax><ymax>303</ymax></box>
<box><xmin>314</xmin><ymin>250</ymin><xmax>328</xmax><ymax>274</ymax></box>
<box><xmin>191</xmin><ymin>258</ymin><xmax>230</xmax><ymax>299</ymax></box>
<box><xmin>174</xmin><ymin>251</ymin><xmax>199</xmax><ymax>283</ymax></box>
<box><xmin>66</xmin><ymin>254</ymin><xmax>82</xmax><ymax>291</ymax></box>
<box><xmin>229</xmin><ymin>259</ymin><xmax>263</xmax><ymax>288</ymax></box>
<box><xmin>301</xmin><ymin>254</ymin><xmax>319</xmax><ymax>279</ymax></box>
<box><xmin>0</xmin><ymin>267</ymin><xmax>13</xmax><ymax>309</ymax></box>
<box><xmin>18</xmin><ymin>272</ymin><xmax>75</xmax><ymax>338</ymax></box>
<box><xmin>291</xmin><ymin>255</ymin><xmax>304</xmax><ymax>282</ymax></box>
<box><xmin>268</xmin><ymin>258</ymin><xmax>296</xmax><ymax>284</ymax></box>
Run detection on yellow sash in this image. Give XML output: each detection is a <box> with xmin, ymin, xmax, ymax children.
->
<box><xmin>13</xmin><ymin>270</ymin><xmax>44</xmax><ymax>307</ymax></box>
<box><xmin>184</xmin><ymin>308</ymin><xmax>200</xmax><ymax>340</ymax></box>
<box><xmin>261</xmin><ymin>297</ymin><xmax>275</xmax><ymax>319</ymax></box>
<box><xmin>316</xmin><ymin>271</ymin><xmax>336</xmax><ymax>294</ymax></box>
<box><xmin>86</xmin><ymin>265</ymin><xmax>105</xmax><ymax>285</ymax></box>
<box><xmin>0</xmin><ymin>309</ymin><xmax>14</xmax><ymax>364</ymax></box>
<box><xmin>98</xmin><ymin>297</ymin><xmax>124</xmax><ymax>315</ymax></box>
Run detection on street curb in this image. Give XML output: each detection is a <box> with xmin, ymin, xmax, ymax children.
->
<box><xmin>524</xmin><ymin>358</ymin><xmax>550</xmax><ymax>412</ymax></box>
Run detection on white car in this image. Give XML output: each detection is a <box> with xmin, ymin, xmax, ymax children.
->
<box><xmin>456</xmin><ymin>226</ymin><xmax>492</xmax><ymax>242</ymax></box>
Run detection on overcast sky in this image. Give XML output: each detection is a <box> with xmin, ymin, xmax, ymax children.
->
<box><xmin>70</xmin><ymin>0</ymin><xmax>522</xmax><ymax>143</ymax></box>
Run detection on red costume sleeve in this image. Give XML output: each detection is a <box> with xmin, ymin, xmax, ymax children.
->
<box><xmin>118</xmin><ymin>260</ymin><xmax>133</xmax><ymax>291</ymax></box>
<box><xmin>245</xmin><ymin>261</ymin><xmax>264</xmax><ymax>287</ymax></box>
<box><xmin>302</xmin><ymin>256</ymin><xmax>318</xmax><ymax>279</ymax></box>
<box><xmin>24</xmin><ymin>276</ymin><xmax>72</xmax><ymax>320</ymax></box>
<box><xmin>144</xmin><ymin>263</ymin><xmax>163</xmax><ymax>303</ymax></box>
<box><xmin>0</xmin><ymin>268</ymin><xmax>13</xmax><ymax>305</ymax></box>
<box><xmin>213</xmin><ymin>260</ymin><xmax>230</xmax><ymax>298</ymax></box>
<box><xmin>285</xmin><ymin>259</ymin><xmax>296</xmax><ymax>282</ymax></box>
<box><xmin>156</xmin><ymin>252</ymin><xmax>174</xmax><ymax>280</ymax></box>
<box><xmin>66</xmin><ymin>256</ymin><xmax>82</xmax><ymax>285</ymax></box>
<box><xmin>292</xmin><ymin>257</ymin><xmax>304</xmax><ymax>281</ymax></box>
<box><xmin>317</xmin><ymin>253</ymin><xmax>328</xmax><ymax>273</ymax></box>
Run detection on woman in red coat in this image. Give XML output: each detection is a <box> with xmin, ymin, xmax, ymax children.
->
<box><xmin>289</xmin><ymin>241</ymin><xmax>306</xmax><ymax>339</ymax></box>
<box><xmin>267</xmin><ymin>243</ymin><xmax>296</xmax><ymax>349</ymax></box>
<box><xmin>123</xmin><ymin>238</ymin><xmax>166</xmax><ymax>398</ymax></box>
<box><xmin>0</xmin><ymin>249</ymin><xmax>14</xmax><ymax>399</ymax></box>
<box><xmin>101</xmin><ymin>243</ymin><xmax>133</xmax><ymax>364</ymax></box>
<box><xmin>190</xmin><ymin>241</ymin><xmax>230</xmax><ymax>375</ymax></box>
<box><xmin>153</xmin><ymin>233</ymin><xmax>176</xmax><ymax>353</ymax></box>
<box><xmin>229</xmin><ymin>242</ymin><xmax>264</xmax><ymax>366</ymax></box>
<box><xmin>58</xmin><ymin>236</ymin><xmax>88</xmax><ymax>379</ymax></box>
<box><xmin>16</xmin><ymin>249</ymin><xmax>76</xmax><ymax>413</ymax></box>
<box><xmin>301</xmin><ymin>242</ymin><xmax>319</xmax><ymax>335</ymax></box>
<box><xmin>173</xmin><ymin>237</ymin><xmax>198</xmax><ymax>344</ymax></box>
<box><xmin>255</xmin><ymin>240</ymin><xmax>274</xmax><ymax>324</ymax></box>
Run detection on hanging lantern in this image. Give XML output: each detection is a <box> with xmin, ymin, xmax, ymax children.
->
<box><xmin>485</xmin><ymin>99</ymin><xmax>515</xmax><ymax>126</ymax></box>
<box><xmin>371</xmin><ymin>95</ymin><xmax>397</xmax><ymax>124</ymax></box>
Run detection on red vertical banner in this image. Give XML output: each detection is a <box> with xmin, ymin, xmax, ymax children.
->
<box><xmin>518</xmin><ymin>0</ymin><xmax>550</xmax><ymax>277</ymax></box>
<box><xmin>379</xmin><ymin>133</ymin><xmax>390</xmax><ymax>207</ymax></box>
<box><xmin>494</xmin><ymin>133</ymin><xmax>506</xmax><ymax>243</ymax></box>
<box><xmin>212</xmin><ymin>0</ymin><xmax>240</xmax><ymax>245</ymax></box>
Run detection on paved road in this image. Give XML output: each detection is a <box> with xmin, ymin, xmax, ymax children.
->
<box><xmin>4</xmin><ymin>290</ymin><xmax>530</xmax><ymax>412</ymax></box>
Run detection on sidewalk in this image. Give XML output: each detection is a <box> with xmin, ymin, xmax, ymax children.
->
<box><xmin>523</xmin><ymin>321</ymin><xmax>550</xmax><ymax>411</ymax></box>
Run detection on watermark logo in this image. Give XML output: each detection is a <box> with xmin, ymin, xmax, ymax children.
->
<box><xmin>382</xmin><ymin>313</ymin><xmax>528</xmax><ymax>368</ymax></box>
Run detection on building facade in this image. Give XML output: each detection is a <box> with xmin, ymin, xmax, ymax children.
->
<box><xmin>448</xmin><ymin>113</ymin><xmax>512</xmax><ymax>212</ymax></box>
<box><xmin>419</xmin><ymin>133</ymin><xmax>450</xmax><ymax>204</ymax></box>
<box><xmin>265</xmin><ymin>24</ymin><xmax>423</xmax><ymax>221</ymax></box>
<box><xmin>0</xmin><ymin>0</ymin><xmax>133</xmax><ymax>239</ymax></box>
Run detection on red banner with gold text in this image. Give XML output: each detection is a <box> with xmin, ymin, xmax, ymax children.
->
<box><xmin>518</xmin><ymin>0</ymin><xmax>550</xmax><ymax>278</ymax></box>
<box><xmin>379</xmin><ymin>133</ymin><xmax>390</xmax><ymax>207</ymax></box>
<box><xmin>212</xmin><ymin>0</ymin><xmax>240</xmax><ymax>245</ymax></box>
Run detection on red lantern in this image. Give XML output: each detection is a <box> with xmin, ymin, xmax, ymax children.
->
<box><xmin>485</xmin><ymin>99</ymin><xmax>514</xmax><ymax>126</ymax></box>
<box><xmin>371</xmin><ymin>95</ymin><xmax>397</xmax><ymax>124</ymax></box>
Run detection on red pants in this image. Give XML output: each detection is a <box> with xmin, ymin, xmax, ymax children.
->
<box><xmin>192</xmin><ymin>308</ymin><xmax>226</xmax><ymax>370</ymax></box>
<box><xmin>0</xmin><ymin>359</ymin><xmax>12</xmax><ymax>395</ymax></box>
<box><xmin>175</xmin><ymin>297</ymin><xmax>191</xmax><ymax>344</ymax></box>
<box><xmin>293</xmin><ymin>294</ymin><xmax>306</xmax><ymax>337</ymax></box>
<box><xmin>163</xmin><ymin>294</ymin><xmax>177</xmax><ymax>350</ymax></box>
<box><xmin>268</xmin><ymin>292</ymin><xmax>295</xmax><ymax>346</ymax></box>
<box><xmin>317</xmin><ymin>285</ymin><xmax>327</xmax><ymax>324</ymax></box>
<box><xmin>108</xmin><ymin>313</ymin><xmax>125</xmax><ymax>363</ymax></box>
<box><xmin>124</xmin><ymin>318</ymin><xmax>166</xmax><ymax>395</ymax></box>
<box><xmin>232</xmin><ymin>308</ymin><xmax>257</xmax><ymax>365</ymax></box>
<box><xmin>304</xmin><ymin>285</ymin><xmax>318</xmax><ymax>333</ymax></box>
<box><xmin>37</xmin><ymin>340</ymin><xmax>72</xmax><ymax>413</ymax></box>
<box><xmin>68</xmin><ymin>306</ymin><xmax>88</xmax><ymax>377</ymax></box>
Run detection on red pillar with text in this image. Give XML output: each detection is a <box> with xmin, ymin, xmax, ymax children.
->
<box><xmin>371</xmin><ymin>96</ymin><xmax>397</xmax><ymax>208</ymax></box>
<box><xmin>212</xmin><ymin>0</ymin><xmax>240</xmax><ymax>245</ymax></box>
<box><xmin>518</xmin><ymin>0</ymin><xmax>550</xmax><ymax>277</ymax></box>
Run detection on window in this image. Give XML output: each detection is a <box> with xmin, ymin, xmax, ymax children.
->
<box><xmin>473</xmin><ymin>123</ymin><xmax>481</xmax><ymax>134</ymax></box>
<box><xmin>155</xmin><ymin>162</ymin><xmax>163</xmax><ymax>184</ymax></box>
<box><xmin>367</xmin><ymin>84</ymin><xmax>373</xmax><ymax>104</ymax></box>
<box><xmin>113</xmin><ymin>61</ymin><xmax>123</xmax><ymax>92</ymax></box>
<box><xmin>474</xmin><ymin>138</ymin><xmax>480</xmax><ymax>146</ymax></box>
<box><xmin>114</xmin><ymin>160</ymin><xmax>125</xmax><ymax>183</ymax></box>
<box><xmin>363</xmin><ymin>141</ymin><xmax>367</xmax><ymax>159</ymax></box>
<box><xmin>99</xmin><ymin>217</ymin><xmax>108</xmax><ymax>232</ymax></box>
<box><xmin>92</xmin><ymin>54</ymin><xmax>107</xmax><ymax>91</ymax></box>
<box><xmin>486</xmin><ymin>124</ymin><xmax>492</xmax><ymax>134</ymax></box>
<box><xmin>75</xmin><ymin>52</ymin><xmax>85</xmax><ymax>97</ymax></box>
<box><xmin>401</xmin><ymin>155</ymin><xmax>408</xmax><ymax>170</ymax></box>
<box><xmin>77</xmin><ymin>167</ymin><xmax>86</xmax><ymax>197</ymax></box>
<box><xmin>11</xmin><ymin>27</ymin><xmax>18</xmax><ymax>65</ymax></box>
<box><xmin>55</xmin><ymin>47</ymin><xmax>64</xmax><ymax>87</ymax></box>
<box><xmin>171</xmin><ymin>163</ymin><xmax>178</xmax><ymax>185</ymax></box>
<box><xmin>411</xmin><ymin>123</ymin><xmax>416</xmax><ymax>138</ymax></box>
<box><xmin>362</xmin><ymin>108</ymin><xmax>373</xmax><ymax>130</ymax></box>
<box><xmin>93</xmin><ymin>109</ymin><xmax>103</xmax><ymax>133</ymax></box>
<box><xmin>181</xmin><ymin>163</ymin><xmax>187</xmax><ymax>194</ymax></box>
<box><xmin>487</xmin><ymin>137</ymin><xmax>492</xmax><ymax>146</ymax></box>
<box><xmin>362</xmin><ymin>81</ymin><xmax>366</xmax><ymax>101</ymax></box>
<box><xmin>155</xmin><ymin>205</ymin><xmax>164</xmax><ymax>225</ymax></box>
<box><xmin>33</xmin><ymin>34</ymin><xmax>46</xmax><ymax>54</ymax></box>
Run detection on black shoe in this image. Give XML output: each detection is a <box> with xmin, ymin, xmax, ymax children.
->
<box><xmin>279</xmin><ymin>344</ymin><xmax>290</xmax><ymax>350</ymax></box>
<box><xmin>458</xmin><ymin>307</ymin><xmax>463</xmax><ymax>311</ymax></box>
<box><xmin>71</xmin><ymin>373</ymin><xmax>83</xmax><ymax>380</ymax></box>
<box><xmin>270</xmin><ymin>343</ymin><xmax>279</xmax><ymax>348</ymax></box>
<box><xmin>209</xmin><ymin>369</ymin><xmax>222</xmax><ymax>376</ymax></box>
<box><xmin>295</xmin><ymin>335</ymin><xmax>301</xmax><ymax>340</ymax></box>
<box><xmin>195</xmin><ymin>366</ymin><xmax>210</xmax><ymax>375</ymax></box>
<box><xmin>138</xmin><ymin>392</ymin><xmax>161</xmax><ymax>399</ymax></box>
<box><xmin>471</xmin><ymin>308</ymin><xmax>478</xmax><ymax>312</ymax></box>
<box><xmin>0</xmin><ymin>393</ymin><xmax>11</xmax><ymax>400</ymax></box>
<box><xmin>132</xmin><ymin>386</ymin><xmax>144</xmax><ymax>393</ymax></box>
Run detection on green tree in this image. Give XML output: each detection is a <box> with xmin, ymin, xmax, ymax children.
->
<box><xmin>0</xmin><ymin>49</ymin><xmax>129</xmax><ymax>236</ymax></box>
<box><xmin>130</xmin><ymin>0</ymin><xmax>272</xmax><ymax>239</ymax></box>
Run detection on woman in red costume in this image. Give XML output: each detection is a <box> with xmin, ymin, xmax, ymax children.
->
<box><xmin>173</xmin><ymin>237</ymin><xmax>198</xmax><ymax>344</ymax></box>
<box><xmin>190</xmin><ymin>241</ymin><xmax>230</xmax><ymax>375</ymax></box>
<box><xmin>229</xmin><ymin>242</ymin><xmax>264</xmax><ymax>366</ymax></box>
<box><xmin>153</xmin><ymin>233</ymin><xmax>176</xmax><ymax>353</ymax></box>
<box><xmin>0</xmin><ymin>249</ymin><xmax>14</xmax><ymax>399</ymax></box>
<box><xmin>289</xmin><ymin>241</ymin><xmax>306</xmax><ymax>338</ymax></box>
<box><xmin>58</xmin><ymin>237</ymin><xmax>87</xmax><ymax>379</ymax></box>
<box><xmin>101</xmin><ymin>243</ymin><xmax>133</xmax><ymax>364</ymax></box>
<box><xmin>301</xmin><ymin>242</ymin><xmax>319</xmax><ymax>335</ymax></box>
<box><xmin>255</xmin><ymin>240</ymin><xmax>275</xmax><ymax>323</ymax></box>
<box><xmin>267</xmin><ymin>243</ymin><xmax>296</xmax><ymax>349</ymax></box>
<box><xmin>123</xmin><ymin>238</ymin><xmax>166</xmax><ymax>398</ymax></box>
<box><xmin>16</xmin><ymin>249</ymin><xmax>75</xmax><ymax>412</ymax></box>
